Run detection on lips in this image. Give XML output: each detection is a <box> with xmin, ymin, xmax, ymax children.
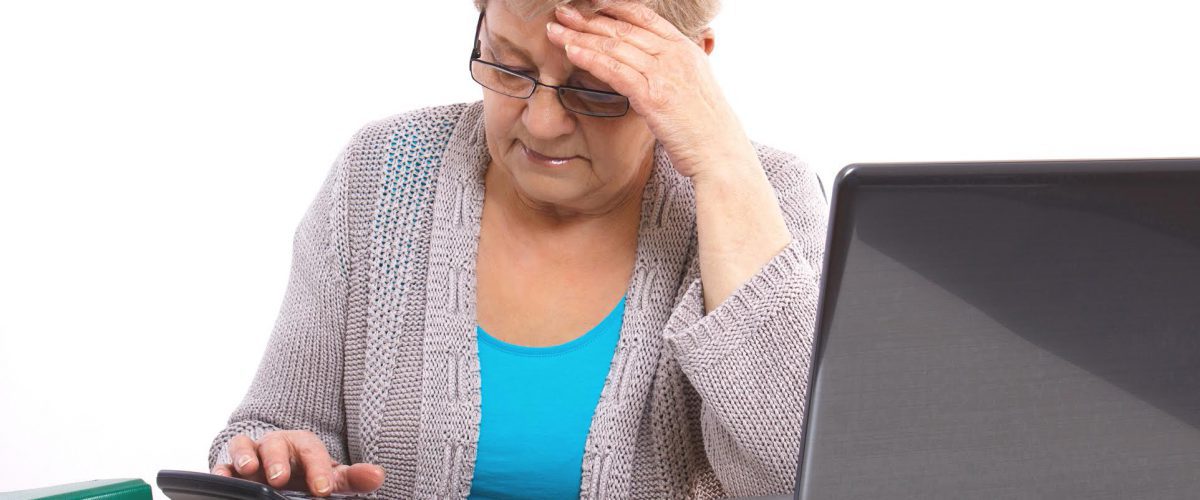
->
<box><xmin>521</xmin><ymin>142</ymin><xmax>578</xmax><ymax>167</ymax></box>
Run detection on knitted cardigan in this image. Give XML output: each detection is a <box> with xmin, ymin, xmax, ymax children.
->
<box><xmin>208</xmin><ymin>100</ymin><xmax>829</xmax><ymax>499</ymax></box>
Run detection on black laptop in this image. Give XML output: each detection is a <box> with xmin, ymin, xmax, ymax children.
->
<box><xmin>794</xmin><ymin>159</ymin><xmax>1200</xmax><ymax>499</ymax></box>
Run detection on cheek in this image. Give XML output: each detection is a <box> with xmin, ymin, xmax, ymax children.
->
<box><xmin>482</xmin><ymin>94</ymin><xmax>525</xmax><ymax>136</ymax></box>
<box><xmin>593</xmin><ymin>122</ymin><xmax>651</xmax><ymax>162</ymax></box>
<box><xmin>590</xmin><ymin>137</ymin><xmax>650</xmax><ymax>179</ymax></box>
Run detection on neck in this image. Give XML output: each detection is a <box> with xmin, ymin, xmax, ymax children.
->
<box><xmin>481</xmin><ymin>155</ymin><xmax>651</xmax><ymax>258</ymax></box>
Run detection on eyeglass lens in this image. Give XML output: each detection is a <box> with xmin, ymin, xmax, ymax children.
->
<box><xmin>470</xmin><ymin>60</ymin><xmax>628</xmax><ymax>117</ymax></box>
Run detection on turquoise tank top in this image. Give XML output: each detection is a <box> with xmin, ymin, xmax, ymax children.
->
<box><xmin>468</xmin><ymin>295</ymin><xmax>626</xmax><ymax>500</ymax></box>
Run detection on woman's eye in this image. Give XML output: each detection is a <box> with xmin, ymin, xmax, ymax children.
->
<box><xmin>486</xmin><ymin>51</ymin><xmax>534</xmax><ymax>75</ymax></box>
<box><xmin>574</xmin><ymin>79</ymin><xmax>613</xmax><ymax>92</ymax></box>
<box><xmin>582</xmin><ymin>92</ymin><xmax>624</xmax><ymax>104</ymax></box>
<box><xmin>497</xmin><ymin>63</ymin><xmax>534</xmax><ymax>76</ymax></box>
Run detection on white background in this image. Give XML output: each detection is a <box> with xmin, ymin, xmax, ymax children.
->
<box><xmin>1</xmin><ymin>0</ymin><xmax>1197</xmax><ymax>496</ymax></box>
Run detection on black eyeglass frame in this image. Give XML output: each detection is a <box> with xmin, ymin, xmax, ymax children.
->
<box><xmin>469</xmin><ymin>8</ymin><xmax>631</xmax><ymax>118</ymax></box>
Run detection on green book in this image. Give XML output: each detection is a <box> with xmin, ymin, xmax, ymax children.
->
<box><xmin>0</xmin><ymin>479</ymin><xmax>151</xmax><ymax>500</ymax></box>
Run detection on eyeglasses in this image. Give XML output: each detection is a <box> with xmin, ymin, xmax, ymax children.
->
<box><xmin>469</xmin><ymin>9</ymin><xmax>631</xmax><ymax>118</ymax></box>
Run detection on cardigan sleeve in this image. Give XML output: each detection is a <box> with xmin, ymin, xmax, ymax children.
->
<box><xmin>207</xmin><ymin>137</ymin><xmax>357</xmax><ymax>471</ymax></box>
<box><xmin>661</xmin><ymin>145</ymin><xmax>829</xmax><ymax>497</ymax></box>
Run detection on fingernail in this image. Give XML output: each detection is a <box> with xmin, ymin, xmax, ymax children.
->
<box><xmin>565</xmin><ymin>44</ymin><xmax>578</xmax><ymax>55</ymax></box>
<box><xmin>314</xmin><ymin>476</ymin><xmax>331</xmax><ymax>495</ymax></box>
<box><xmin>235</xmin><ymin>455</ymin><xmax>252</xmax><ymax>470</ymax></box>
<box><xmin>556</xmin><ymin>3</ymin><xmax>576</xmax><ymax>16</ymax></box>
<box><xmin>267</xmin><ymin>464</ymin><xmax>284</xmax><ymax>481</ymax></box>
<box><xmin>546</xmin><ymin>22</ymin><xmax>563</xmax><ymax>34</ymax></box>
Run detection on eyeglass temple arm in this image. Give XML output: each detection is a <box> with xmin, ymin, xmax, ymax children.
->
<box><xmin>471</xmin><ymin>9</ymin><xmax>485</xmax><ymax>59</ymax></box>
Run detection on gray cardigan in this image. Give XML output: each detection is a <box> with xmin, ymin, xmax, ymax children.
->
<box><xmin>208</xmin><ymin>100</ymin><xmax>829</xmax><ymax>499</ymax></box>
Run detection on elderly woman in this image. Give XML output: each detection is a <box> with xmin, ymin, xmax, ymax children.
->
<box><xmin>207</xmin><ymin>0</ymin><xmax>828</xmax><ymax>498</ymax></box>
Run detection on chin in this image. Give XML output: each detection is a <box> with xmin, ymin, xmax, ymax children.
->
<box><xmin>511</xmin><ymin>169</ymin><xmax>586</xmax><ymax>203</ymax></box>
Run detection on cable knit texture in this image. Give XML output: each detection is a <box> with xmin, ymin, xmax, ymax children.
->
<box><xmin>208</xmin><ymin>100</ymin><xmax>829</xmax><ymax>499</ymax></box>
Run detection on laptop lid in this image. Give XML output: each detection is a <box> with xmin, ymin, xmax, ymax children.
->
<box><xmin>796</xmin><ymin>159</ymin><xmax>1200</xmax><ymax>499</ymax></box>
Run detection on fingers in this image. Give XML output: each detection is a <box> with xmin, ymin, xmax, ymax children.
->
<box><xmin>256</xmin><ymin>433</ymin><xmax>295</xmax><ymax>488</ymax></box>
<box><xmin>593</xmin><ymin>1</ymin><xmax>687</xmax><ymax>42</ymax></box>
<box><xmin>332</xmin><ymin>463</ymin><xmax>387</xmax><ymax>494</ymax></box>
<box><xmin>227</xmin><ymin>434</ymin><xmax>261</xmax><ymax>476</ymax></box>
<box><xmin>290</xmin><ymin>433</ymin><xmax>337</xmax><ymax>496</ymax></box>
<box><xmin>211</xmin><ymin>463</ymin><xmax>235</xmax><ymax>477</ymax></box>
<box><xmin>553</xmin><ymin>3</ymin><xmax>662</xmax><ymax>55</ymax></box>
<box><xmin>561</xmin><ymin>42</ymin><xmax>648</xmax><ymax>106</ymax></box>
<box><xmin>547</xmin><ymin>20</ymin><xmax>657</xmax><ymax>74</ymax></box>
<box><xmin>215</xmin><ymin>431</ymin><xmax>385</xmax><ymax>496</ymax></box>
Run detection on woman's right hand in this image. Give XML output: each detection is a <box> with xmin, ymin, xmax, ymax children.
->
<box><xmin>210</xmin><ymin>430</ymin><xmax>386</xmax><ymax>497</ymax></box>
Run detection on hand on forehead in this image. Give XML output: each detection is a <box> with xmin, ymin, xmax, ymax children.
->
<box><xmin>479</xmin><ymin>2</ymin><xmax>620</xmax><ymax>92</ymax></box>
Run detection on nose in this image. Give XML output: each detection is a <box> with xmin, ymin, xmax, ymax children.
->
<box><xmin>522</xmin><ymin>84</ymin><xmax>576</xmax><ymax>140</ymax></box>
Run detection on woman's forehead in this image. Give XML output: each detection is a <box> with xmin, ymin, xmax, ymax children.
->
<box><xmin>483</xmin><ymin>28</ymin><xmax>532</xmax><ymax>60</ymax></box>
<box><xmin>484</xmin><ymin>3</ymin><xmax>556</xmax><ymax>50</ymax></box>
<box><xmin>488</xmin><ymin>0</ymin><xmax>596</xmax><ymax>22</ymax></box>
<box><xmin>483</xmin><ymin>6</ymin><xmax>587</xmax><ymax>72</ymax></box>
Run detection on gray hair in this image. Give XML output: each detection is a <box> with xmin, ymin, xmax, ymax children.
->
<box><xmin>472</xmin><ymin>0</ymin><xmax>719</xmax><ymax>40</ymax></box>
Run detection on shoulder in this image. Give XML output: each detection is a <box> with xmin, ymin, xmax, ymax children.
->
<box><xmin>344</xmin><ymin>101</ymin><xmax>481</xmax><ymax>158</ymax></box>
<box><xmin>325</xmin><ymin>100</ymin><xmax>484</xmax><ymax>218</ymax></box>
<box><xmin>330</xmin><ymin>101</ymin><xmax>486</xmax><ymax>191</ymax></box>
<box><xmin>326</xmin><ymin>102</ymin><xmax>486</xmax><ymax>271</ymax></box>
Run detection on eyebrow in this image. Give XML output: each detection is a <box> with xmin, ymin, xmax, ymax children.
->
<box><xmin>485</xmin><ymin>31</ymin><xmax>533</xmax><ymax>63</ymax></box>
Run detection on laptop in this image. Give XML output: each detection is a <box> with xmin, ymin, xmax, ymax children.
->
<box><xmin>792</xmin><ymin>158</ymin><xmax>1200</xmax><ymax>499</ymax></box>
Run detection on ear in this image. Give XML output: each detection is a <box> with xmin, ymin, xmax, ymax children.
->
<box><xmin>694</xmin><ymin>27</ymin><xmax>715</xmax><ymax>55</ymax></box>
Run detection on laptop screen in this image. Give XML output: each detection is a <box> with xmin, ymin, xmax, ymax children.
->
<box><xmin>798</xmin><ymin>161</ymin><xmax>1200</xmax><ymax>499</ymax></box>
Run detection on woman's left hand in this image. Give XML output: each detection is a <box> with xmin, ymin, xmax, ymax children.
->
<box><xmin>546</xmin><ymin>1</ymin><xmax>755</xmax><ymax>181</ymax></box>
